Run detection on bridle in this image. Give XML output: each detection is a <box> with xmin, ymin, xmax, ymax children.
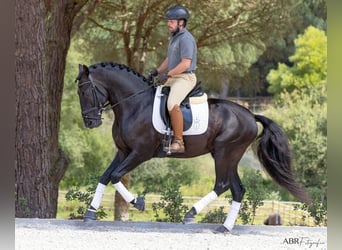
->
<box><xmin>76</xmin><ymin>74</ymin><xmax>154</xmax><ymax>121</ymax></box>
<box><xmin>76</xmin><ymin>75</ymin><xmax>109</xmax><ymax>121</ymax></box>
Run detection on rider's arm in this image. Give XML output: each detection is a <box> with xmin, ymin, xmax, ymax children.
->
<box><xmin>157</xmin><ymin>57</ymin><xmax>169</xmax><ymax>74</ymax></box>
<box><xmin>168</xmin><ymin>58</ymin><xmax>191</xmax><ymax>77</ymax></box>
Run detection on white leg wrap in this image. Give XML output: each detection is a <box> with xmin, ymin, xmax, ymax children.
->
<box><xmin>90</xmin><ymin>183</ymin><xmax>106</xmax><ymax>210</ymax></box>
<box><xmin>223</xmin><ymin>201</ymin><xmax>241</xmax><ymax>231</ymax></box>
<box><xmin>114</xmin><ymin>181</ymin><xmax>135</xmax><ymax>203</ymax></box>
<box><xmin>193</xmin><ymin>191</ymin><xmax>218</xmax><ymax>214</ymax></box>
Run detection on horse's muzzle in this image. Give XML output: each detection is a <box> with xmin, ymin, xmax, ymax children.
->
<box><xmin>84</xmin><ymin>118</ymin><xmax>102</xmax><ymax>128</ymax></box>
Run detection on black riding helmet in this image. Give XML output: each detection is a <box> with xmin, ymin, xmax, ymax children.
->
<box><xmin>165</xmin><ymin>5</ymin><xmax>189</xmax><ymax>27</ymax></box>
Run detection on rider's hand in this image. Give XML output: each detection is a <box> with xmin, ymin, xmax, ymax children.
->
<box><xmin>149</xmin><ymin>69</ymin><xmax>158</xmax><ymax>77</ymax></box>
<box><xmin>156</xmin><ymin>73</ymin><xmax>169</xmax><ymax>86</ymax></box>
<box><xmin>148</xmin><ymin>68</ymin><xmax>158</xmax><ymax>82</ymax></box>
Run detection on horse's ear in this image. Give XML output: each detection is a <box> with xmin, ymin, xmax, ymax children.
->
<box><xmin>78</xmin><ymin>64</ymin><xmax>83</xmax><ymax>74</ymax></box>
<box><xmin>79</xmin><ymin>64</ymin><xmax>89</xmax><ymax>76</ymax></box>
<box><xmin>76</xmin><ymin>64</ymin><xmax>90</xmax><ymax>83</ymax></box>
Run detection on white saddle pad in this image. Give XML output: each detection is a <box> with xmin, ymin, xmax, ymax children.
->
<box><xmin>152</xmin><ymin>86</ymin><xmax>209</xmax><ymax>136</ymax></box>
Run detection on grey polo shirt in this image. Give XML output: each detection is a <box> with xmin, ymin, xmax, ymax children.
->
<box><xmin>167</xmin><ymin>28</ymin><xmax>197</xmax><ymax>72</ymax></box>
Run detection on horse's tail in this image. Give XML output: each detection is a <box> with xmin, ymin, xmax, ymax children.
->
<box><xmin>254</xmin><ymin>115</ymin><xmax>311</xmax><ymax>205</ymax></box>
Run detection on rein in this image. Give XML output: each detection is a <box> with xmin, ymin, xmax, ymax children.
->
<box><xmin>101</xmin><ymin>82</ymin><xmax>154</xmax><ymax>112</ymax></box>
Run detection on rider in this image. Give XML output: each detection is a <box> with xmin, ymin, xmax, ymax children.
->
<box><xmin>150</xmin><ymin>5</ymin><xmax>197</xmax><ymax>153</ymax></box>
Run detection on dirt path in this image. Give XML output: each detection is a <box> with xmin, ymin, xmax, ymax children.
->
<box><xmin>15</xmin><ymin>218</ymin><xmax>327</xmax><ymax>250</ymax></box>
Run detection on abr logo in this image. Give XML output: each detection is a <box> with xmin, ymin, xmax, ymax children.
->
<box><xmin>283</xmin><ymin>238</ymin><xmax>300</xmax><ymax>244</ymax></box>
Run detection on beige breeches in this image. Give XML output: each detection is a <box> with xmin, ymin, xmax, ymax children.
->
<box><xmin>165</xmin><ymin>73</ymin><xmax>197</xmax><ymax>111</ymax></box>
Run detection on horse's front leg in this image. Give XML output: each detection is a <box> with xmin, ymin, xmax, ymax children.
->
<box><xmin>84</xmin><ymin>151</ymin><xmax>148</xmax><ymax>221</ymax></box>
<box><xmin>83</xmin><ymin>154</ymin><xmax>121</xmax><ymax>221</ymax></box>
<box><xmin>110</xmin><ymin>150</ymin><xmax>148</xmax><ymax>211</ymax></box>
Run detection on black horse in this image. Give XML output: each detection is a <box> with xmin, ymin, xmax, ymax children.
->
<box><xmin>75</xmin><ymin>62</ymin><xmax>310</xmax><ymax>233</ymax></box>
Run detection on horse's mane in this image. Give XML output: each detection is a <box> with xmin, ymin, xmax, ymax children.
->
<box><xmin>89</xmin><ymin>62</ymin><xmax>149</xmax><ymax>83</ymax></box>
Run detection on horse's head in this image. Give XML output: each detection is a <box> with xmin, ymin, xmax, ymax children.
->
<box><xmin>75</xmin><ymin>64</ymin><xmax>108</xmax><ymax>128</ymax></box>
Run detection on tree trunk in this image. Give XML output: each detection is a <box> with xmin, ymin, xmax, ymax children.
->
<box><xmin>15</xmin><ymin>0</ymin><xmax>86</xmax><ymax>218</ymax></box>
<box><xmin>219</xmin><ymin>79</ymin><xmax>230</xmax><ymax>99</ymax></box>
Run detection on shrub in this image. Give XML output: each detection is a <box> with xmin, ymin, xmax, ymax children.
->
<box><xmin>152</xmin><ymin>181</ymin><xmax>189</xmax><ymax>223</ymax></box>
<box><xmin>199</xmin><ymin>206</ymin><xmax>226</xmax><ymax>224</ymax></box>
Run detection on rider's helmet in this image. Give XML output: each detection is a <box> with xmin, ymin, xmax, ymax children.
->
<box><xmin>165</xmin><ymin>5</ymin><xmax>189</xmax><ymax>22</ymax></box>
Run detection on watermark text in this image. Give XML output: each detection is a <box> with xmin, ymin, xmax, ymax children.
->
<box><xmin>282</xmin><ymin>237</ymin><xmax>325</xmax><ymax>248</ymax></box>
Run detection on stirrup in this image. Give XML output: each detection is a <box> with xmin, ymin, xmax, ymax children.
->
<box><xmin>164</xmin><ymin>139</ymin><xmax>185</xmax><ymax>153</ymax></box>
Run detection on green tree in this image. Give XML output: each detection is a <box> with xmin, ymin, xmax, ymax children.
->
<box><xmin>247</xmin><ymin>0</ymin><xmax>327</xmax><ymax>97</ymax></box>
<box><xmin>71</xmin><ymin>0</ymin><xmax>301</xmax><ymax>97</ymax></box>
<box><xmin>267</xmin><ymin>26</ymin><xmax>327</xmax><ymax>95</ymax></box>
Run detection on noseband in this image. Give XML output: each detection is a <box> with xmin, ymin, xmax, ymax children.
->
<box><xmin>77</xmin><ymin>75</ymin><xmax>108</xmax><ymax>121</ymax></box>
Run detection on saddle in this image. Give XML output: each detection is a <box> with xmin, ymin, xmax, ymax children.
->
<box><xmin>159</xmin><ymin>82</ymin><xmax>206</xmax><ymax>131</ymax></box>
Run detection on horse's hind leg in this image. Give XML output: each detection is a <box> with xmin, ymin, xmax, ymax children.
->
<box><xmin>216</xmin><ymin>172</ymin><xmax>245</xmax><ymax>233</ymax></box>
<box><xmin>183</xmin><ymin>190</ymin><xmax>218</xmax><ymax>224</ymax></box>
<box><xmin>208</xmin><ymin>145</ymin><xmax>249</xmax><ymax>233</ymax></box>
<box><xmin>210</xmin><ymin>154</ymin><xmax>245</xmax><ymax>233</ymax></box>
<box><xmin>183</xmin><ymin>148</ymin><xmax>245</xmax><ymax>227</ymax></box>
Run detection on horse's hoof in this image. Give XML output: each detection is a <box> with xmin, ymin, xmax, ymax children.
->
<box><xmin>133</xmin><ymin>197</ymin><xmax>145</xmax><ymax>211</ymax></box>
<box><xmin>182</xmin><ymin>217</ymin><xmax>195</xmax><ymax>224</ymax></box>
<box><xmin>182</xmin><ymin>207</ymin><xmax>196</xmax><ymax>224</ymax></box>
<box><xmin>83</xmin><ymin>209</ymin><xmax>97</xmax><ymax>221</ymax></box>
<box><xmin>213</xmin><ymin>225</ymin><xmax>231</xmax><ymax>234</ymax></box>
